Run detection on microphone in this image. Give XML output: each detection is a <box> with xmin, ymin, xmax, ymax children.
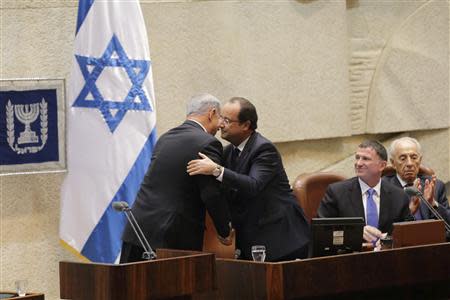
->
<box><xmin>112</xmin><ymin>201</ymin><xmax>157</xmax><ymax>260</ymax></box>
<box><xmin>404</xmin><ymin>186</ymin><xmax>450</xmax><ymax>233</ymax></box>
<box><xmin>112</xmin><ymin>201</ymin><xmax>129</xmax><ymax>212</ymax></box>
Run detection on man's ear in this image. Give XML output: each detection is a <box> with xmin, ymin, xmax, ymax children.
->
<box><xmin>380</xmin><ymin>160</ymin><xmax>387</xmax><ymax>171</ymax></box>
<box><xmin>208</xmin><ymin>108</ymin><xmax>216</xmax><ymax>120</ymax></box>
<box><xmin>242</xmin><ymin>120</ymin><xmax>251</xmax><ymax>130</ymax></box>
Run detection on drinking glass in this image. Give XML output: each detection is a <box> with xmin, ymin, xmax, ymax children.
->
<box><xmin>380</xmin><ymin>235</ymin><xmax>394</xmax><ymax>250</ymax></box>
<box><xmin>15</xmin><ymin>280</ymin><xmax>28</xmax><ymax>297</ymax></box>
<box><xmin>251</xmin><ymin>245</ymin><xmax>266</xmax><ymax>262</ymax></box>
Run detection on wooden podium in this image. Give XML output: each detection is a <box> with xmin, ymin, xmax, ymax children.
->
<box><xmin>60</xmin><ymin>249</ymin><xmax>216</xmax><ymax>300</ymax></box>
<box><xmin>392</xmin><ymin>219</ymin><xmax>446</xmax><ymax>248</ymax></box>
<box><xmin>194</xmin><ymin>242</ymin><xmax>450</xmax><ymax>299</ymax></box>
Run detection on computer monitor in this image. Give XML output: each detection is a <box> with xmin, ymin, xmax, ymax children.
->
<box><xmin>310</xmin><ymin>217</ymin><xmax>365</xmax><ymax>257</ymax></box>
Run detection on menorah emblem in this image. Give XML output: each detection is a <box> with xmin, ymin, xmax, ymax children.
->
<box><xmin>6</xmin><ymin>99</ymin><xmax>48</xmax><ymax>155</ymax></box>
<box><xmin>15</xmin><ymin>103</ymin><xmax>40</xmax><ymax>144</ymax></box>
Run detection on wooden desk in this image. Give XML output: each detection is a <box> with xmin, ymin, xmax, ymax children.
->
<box><xmin>0</xmin><ymin>293</ymin><xmax>44</xmax><ymax>300</ymax></box>
<box><xmin>195</xmin><ymin>242</ymin><xmax>450</xmax><ymax>299</ymax></box>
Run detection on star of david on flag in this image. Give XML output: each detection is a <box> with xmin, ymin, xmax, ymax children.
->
<box><xmin>73</xmin><ymin>34</ymin><xmax>153</xmax><ymax>133</ymax></box>
<box><xmin>60</xmin><ymin>0</ymin><xmax>157</xmax><ymax>263</ymax></box>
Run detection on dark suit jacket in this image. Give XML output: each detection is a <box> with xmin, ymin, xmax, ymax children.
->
<box><xmin>318</xmin><ymin>177</ymin><xmax>412</xmax><ymax>234</ymax></box>
<box><xmin>221</xmin><ymin>132</ymin><xmax>310</xmax><ymax>261</ymax></box>
<box><xmin>383</xmin><ymin>174</ymin><xmax>450</xmax><ymax>225</ymax></box>
<box><xmin>122</xmin><ymin>120</ymin><xmax>230</xmax><ymax>251</ymax></box>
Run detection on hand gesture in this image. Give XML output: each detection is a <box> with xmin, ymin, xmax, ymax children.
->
<box><xmin>218</xmin><ymin>228</ymin><xmax>235</xmax><ymax>246</ymax></box>
<box><xmin>421</xmin><ymin>175</ymin><xmax>436</xmax><ymax>206</ymax></box>
<box><xmin>363</xmin><ymin>225</ymin><xmax>383</xmax><ymax>243</ymax></box>
<box><xmin>187</xmin><ymin>152</ymin><xmax>217</xmax><ymax>176</ymax></box>
<box><xmin>409</xmin><ymin>196</ymin><xmax>420</xmax><ymax>214</ymax></box>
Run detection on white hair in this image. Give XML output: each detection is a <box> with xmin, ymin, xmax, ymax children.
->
<box><xmin>186</xmin><ymin>93</ymin><xmax>221</xmax><ymax>116</ymax></box>
<box><xmin>389</xmin><ymin>137</ymin><xmax>422</xmax><ymax>159</ymax></box>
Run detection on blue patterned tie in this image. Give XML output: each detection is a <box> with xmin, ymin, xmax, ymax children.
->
<box><xmin>366</xmin><ymin>188</ymin><xmax>378</xmax><ymax>228</ymax></box>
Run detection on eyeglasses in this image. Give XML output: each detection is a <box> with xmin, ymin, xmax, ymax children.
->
<box><xmin>220</xmin><ymin>116</ymin><xmax>240</xmax><ymax>126</ymax></box>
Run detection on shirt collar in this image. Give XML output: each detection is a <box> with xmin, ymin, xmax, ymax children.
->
<box><xmin>235</xmin><ymin>136</ymin><xmax>250</xmax><ymax>152</ymax></box>
<box><xmin>396</xmin><ymin>174</ymin><xmax>413</xmax><ymax>188</ymax></box>
<box><xmin>189</xmin><ymin>119</ymin><xmax>207</xmax><ymax>132</ymax></box>
<box><xmin>358</xmin><ymin>177</ymin><xmax>381</xmax><ymax>196</ymax></box>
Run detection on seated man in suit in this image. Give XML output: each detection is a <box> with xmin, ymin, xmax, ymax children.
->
<box><xmin>318</xmin><ymin>140</ymin><xmax>412</xmax><ymax>245</ymax></box>
<box><xmin>187</xmin><ymin>97</ymin><xmax>310</xmax><ymax>261</ymax></box>
<box><xmin>384</xmin><ymin>137</ymin><xmax>450</xmax><ymax>227</ymax></box>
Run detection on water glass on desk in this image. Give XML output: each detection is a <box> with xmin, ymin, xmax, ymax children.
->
<box><xmin>251</xmin><ymin>245</ymin><xmax>266</xmax><ymax>262</ymax></box>
<box><xmin>15</xmin><ymin>279</ymin><xmax>28</xmax><ymax>297</ymax></box>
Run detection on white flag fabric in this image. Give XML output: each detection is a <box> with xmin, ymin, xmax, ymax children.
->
<box><xmin>60</xmin><ymin>0</ymin><xmax>156</xmax><ymax>263</ymax></box>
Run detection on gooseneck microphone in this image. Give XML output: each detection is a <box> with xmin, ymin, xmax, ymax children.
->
<box><xmin>112</xmin><ymin>201</ymin><xmax>129</xmax><ymax>212</ymax></box>
<box><xmin>404</xmin><ymin>186</ymin><xmax>450</xmax><ymax>233</ymax></box>
<box><xmin>112</xmin><ymin>201</ymin><xmax>157</xmax><ymax>260</ymax></box>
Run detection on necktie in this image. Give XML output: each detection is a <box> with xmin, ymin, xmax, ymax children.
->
<box><xmin>230</xmin><ymin>147</ymin><xmax>240</xmax><ymax>171</ymax></box>
<box><xmin>366</xmin><ymin>188</ymin><xmax>378</xmax><ymax>228</ymax></box>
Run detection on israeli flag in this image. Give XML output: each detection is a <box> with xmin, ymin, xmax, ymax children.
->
<box><xmin>60</xmin><ymin>0</ymin><xmax>157</xmax><ymax>263</ymax></box>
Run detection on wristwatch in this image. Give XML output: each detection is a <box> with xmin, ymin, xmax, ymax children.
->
<box><xmin>212</xmin><ymin>164</ymin><xmax>223</xmax><ymax>177</ymax></box>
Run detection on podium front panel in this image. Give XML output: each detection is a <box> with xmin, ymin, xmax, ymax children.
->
<box><xmin>60</xmin><ymin>250</ymin><xmax>216</xmax><ymax>300</ymax></box>
<box><xmin>200</xmin><ymin>243</ymin><xmax>450</xmax><ymax>300</ymax></box>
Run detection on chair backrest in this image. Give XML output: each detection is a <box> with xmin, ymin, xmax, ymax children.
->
<box><xmin>293</xmin><ymin>172</ymin><xmax>346</xmax><ymax>222</ymax></box>
<box><xmin>382</xmin><ymin>165</ymin><xmax>435</xmax><ymax>177</ymax></box>
<box><xmin>202</xmin><ymin>212</ymin><xmax>235</xmax><ymax>258</ymax></box>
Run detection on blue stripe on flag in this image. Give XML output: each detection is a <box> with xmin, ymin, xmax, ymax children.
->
<box><xmin>81</xmin><ymin>129</ymin><xmax>157</xmax><ymax>262</ymax></box>
<box><xmin>76</xmin><ymin>0</ymin><xmax>95</xmax><ymax>35</ymax></box>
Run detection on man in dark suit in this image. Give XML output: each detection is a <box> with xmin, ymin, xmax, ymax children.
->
<box><xmin>318</xmin><ymin>140</ymin><xmax>412</xmax><ymax>244</ymax></box>
<box><xmin>187</xmin><ymin>97</ymin><xmax>310</xmax><ymax>261</ymax></box>
<box><xmin>384</xmin><ymin>137</ymin><xmax>450</xmax><ymax>228</ymax></box>
<box><xmin>120</xmin><ymin>94</ymin><xmax>232</xmax><ymax>263</ymax></box>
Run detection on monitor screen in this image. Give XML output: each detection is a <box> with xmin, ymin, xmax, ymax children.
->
<box><xmin>310</xmin><ymin>217</ymin><xmax>365</xmax><ymax>257</ymax></box>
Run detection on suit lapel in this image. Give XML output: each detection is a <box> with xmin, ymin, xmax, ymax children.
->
<box><xmin>233</xmin><ymin>132</ymin><xmax>257</xmax><ymax>173</ymax></box>
<box><xmin>390</xmin><ymin>176</ymin><xmax>402</xmax><ymax>188</ymax></box>
<box><xmin>350</xmin><ymin>178</ymin><xmax>365</xmax><ymax>219</ymax></box>
<box><xmin>379</xmin><ymin>182</ymin><xmax>391</xmax><ymax>230</ymax></box>
<box><xmin>224</xmin><ymin>146</ymin><xmax>233</xmax><ymax>168</ymax></box>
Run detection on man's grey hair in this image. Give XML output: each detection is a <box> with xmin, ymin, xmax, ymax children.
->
<box><xmin>186</xmin><ymin>93</ymin><xmax>221</xmax><ymax>116</ymax></box>
<box><xmin>389</xmin><ymin>137</ymin><xmax>422</xmax><ymax>159</ymax></box>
